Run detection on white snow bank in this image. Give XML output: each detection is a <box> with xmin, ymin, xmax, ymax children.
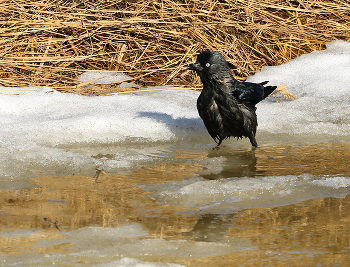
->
<box><xmin>250</xmin><ymin>40</ymin><xmax>350</xmax><ymax>137</ymax></box>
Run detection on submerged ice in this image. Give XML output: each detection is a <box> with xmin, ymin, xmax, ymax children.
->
<box><xmin>0</xmin><ymin>223</ymin><xmax>252</xmax><ymax>266</ymax></box>
<box><xmin>142</xmin><ymin>174</ymin><xmax>350</xmax><ymax>214</ymax></box>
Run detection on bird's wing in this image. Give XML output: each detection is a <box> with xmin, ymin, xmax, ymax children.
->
<box><xmin>232</xmin><ymin>81</ymin><xmax>276</xmax><ymax>106</ymax></box>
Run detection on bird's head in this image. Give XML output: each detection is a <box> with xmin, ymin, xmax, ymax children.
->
<box><xmin>188</xmin><ymin>50</ymin><xmax>231</xmax><ymax>77</ymax></box>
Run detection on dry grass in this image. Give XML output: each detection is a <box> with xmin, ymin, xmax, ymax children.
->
<box><xmin>0</xmin><ymin>0</ymin><xmax>349</xmax><ymax>94</ymax></box>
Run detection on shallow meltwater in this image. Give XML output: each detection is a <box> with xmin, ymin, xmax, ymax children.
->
<box><xmin>1</xmin><ymin>143</ymin><xmax>350</xmax><ymax>266</ymax></box>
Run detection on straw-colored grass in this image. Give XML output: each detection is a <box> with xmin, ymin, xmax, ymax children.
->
<box><xmin>0</xmin><ymin>0</ymin><xmax>349</xmax><ymax>94</ymax></box>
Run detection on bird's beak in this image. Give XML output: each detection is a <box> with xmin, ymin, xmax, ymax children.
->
<box><xmin>188</xmin><ymin>62</ymin><xmax>202</xmax><ymax>71</ymax></box>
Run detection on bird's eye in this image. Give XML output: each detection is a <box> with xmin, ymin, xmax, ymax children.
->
<box><xmin>205</xmin><ymin>63</ymin><xmax>210</xmax><ymax>68</ymax></box>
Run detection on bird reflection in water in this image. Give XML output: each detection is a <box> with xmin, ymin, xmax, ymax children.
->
<box><xmin>200</xmin><ymin>146</ymin><xmax>262</xmax><ymax>180</ymax></box>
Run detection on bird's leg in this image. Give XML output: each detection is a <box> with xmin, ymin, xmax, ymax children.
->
<box><xmin>213</xmin><ymin>138</ymin><xmax>223</xmax><ymax>150</ymax></box>
<box><xmin>217</xmin><ymin>138</ymin><xmax>224</xmax><ymax>146</ymax></box>
<box><xmin>249</xmin><ymin>136</ymin><xmax>258</xmax><ymax>148</ymax></box>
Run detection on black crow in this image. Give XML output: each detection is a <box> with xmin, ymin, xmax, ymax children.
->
<box><xmin>188</xmin><ymin>50</ymin><xmax>276</xmax><ymax>147</ymax></box>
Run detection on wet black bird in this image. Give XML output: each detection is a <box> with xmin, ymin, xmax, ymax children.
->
<box><xmin>188</xmin><ymin>50</ymin><xmax>276</xmax><ymax>147</ymax></box>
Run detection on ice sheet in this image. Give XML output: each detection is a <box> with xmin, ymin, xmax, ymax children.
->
<box><xmin>142</xmin><ymin>174</ymin><xmax>350</xmax><ymax>214</ymax></box>
<box><xmin>0</xmin><ymin>224</ymin><xmax>252</xmax><ymax>266</ymax></box>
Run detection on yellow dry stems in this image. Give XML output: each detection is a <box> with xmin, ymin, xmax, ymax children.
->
<box><xmin>273</xmin><ymin>84</ymin><xmax>299</xmax><ymax>100</ymax></box>
<box><xmin>0</xmin><ymin>0</ymin><xmax>349</xmax><ymax>94</ymax></box>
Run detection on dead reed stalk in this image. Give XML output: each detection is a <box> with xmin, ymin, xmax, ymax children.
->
<box><xmin>0</xmin><ymin>0</ymin><xmax>349</xmax><ymax>94</ymax></box>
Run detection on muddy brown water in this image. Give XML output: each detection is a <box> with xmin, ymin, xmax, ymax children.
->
<box><xmin>1</xmin><ymin>143</ymin><xmax>350</xmax><ymax>266</ymax></box>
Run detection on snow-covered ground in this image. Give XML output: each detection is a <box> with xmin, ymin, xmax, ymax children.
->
<box><xmin>249</xmin><ymin>40</ymin><xmax>350</xmax><ymax>137</ymax></box>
